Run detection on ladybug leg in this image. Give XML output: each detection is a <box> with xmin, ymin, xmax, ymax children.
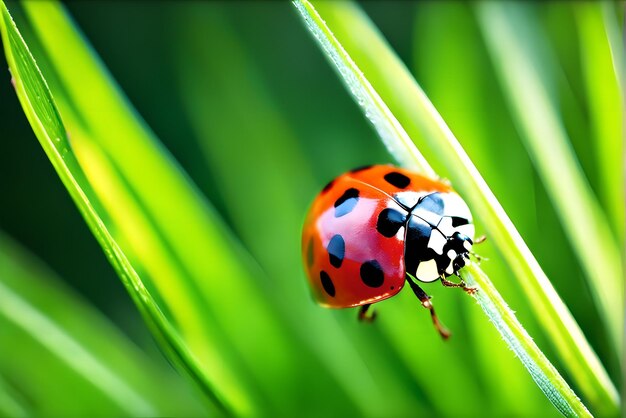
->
<box><xmin>358</xmin><ymin>304</ymin><xmax>377</xmax><ymax>322</ymax></box>
<box><xmin>440</xmin><ymin>275</ymin><xmax>477</xmax><ymax>295</ymax></box>
<box><xmin>406</xmin><ymin>276</ymin><xmax>451</xmax><ymax>340</ymax></box>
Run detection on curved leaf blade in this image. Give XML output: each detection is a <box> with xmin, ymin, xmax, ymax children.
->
<box><xmin>0</xmin><ymin>230</ymin><xmax>205</xmax><ymax>416</ymax></box>
<box><xmin>293</xmin><ymin>0</ymin><xmax>609</xmax><ymax>416</ymax></box>
<box><xmin>476</xmin><ymin>0</ymin><xmax>623</xmax><ymax>357</ymax></box>
<box><xmin>293</xmin><ymin>0</ymin><xmax>618</xmax><ymax>415</ymax></box>
<box><xmin>0</xmin><ymin>1</ymin><xmax>231</xmax><ymax>414</ymax></box>
<box><xmin>574</xmin><ymin>1</ymin><xmax>624</xmax><ymax>240</ymax></box>
<box><xmin>0</xmin><ymin>375</ymin><xmax>28</xmax><ymax>418</ymax></box>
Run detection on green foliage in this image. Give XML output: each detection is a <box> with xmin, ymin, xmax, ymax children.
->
<box><xmin>477</xmin><ymin>2</ymin><xmax>622</xmax><ymax>355</ymax></box>
<box><xmin>294</xmin><ymin>1</ymin><xmax>610</xmax><ymax>415</ymax></box>
<box><xmin>0</xmin><ymin>1</ymin><xmax>621</xmax><ymax>417</ymax></box>
<box><xmin>0</xmin><ymin>231</ymin><xmax>204</xmax><ymax>416</ymax></box>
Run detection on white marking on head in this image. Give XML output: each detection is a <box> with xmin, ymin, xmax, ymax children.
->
<box><xmin>415</xmin><ymin>259</ymin><xmax>439</xmax><ymax>282</ymax></box>
<box><xmin>463</xmin><ymin>240</ymin><xmax>472</xmax><ymax>252</ymax></box>
<box><xmin>437</xmin><ymin>216</ymin><xmax>454</xmax><ymax>236</ymax></box>
<box><xmin>447</xmin><ymin>249</ymin><xmax>457</xmax><ymax>260</ymax></box>
<box><xmin>427</xmin><ymin>229</ymin><xmax>446</xmax><ymax>255</ymax></box>
<box><xmin>445</xmin><ymin>260</ymin><xmax>454</xmax><ymax>275</ymax></box>
<box><xmin>442</xmin><ymin>192</ymin><xmax>472</xmax><ymax>221</ymax></box>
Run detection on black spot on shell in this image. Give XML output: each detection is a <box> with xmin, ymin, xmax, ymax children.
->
<box><xmin>327</xmin><ymin>235</ymin><xmax>345</xmax><ymax>268</ymax></box>
<box><xmin>376</xmin><ymin>208</ymin><xmax>407</xmax><ymax>238</ymax></box>
<box><xmin>384</xmin><ymin>171</ymin><xmax>411</xmax><ymax>189</ymax></box>
<box><xmin>360</xmin><ymin>260</ymin><xmax>384</xmax><ymax>288</ymax></box>
<box><xmin>350</xmin><ymin>165</ymin><xmax>373</xmax><ymax>173</ymax></box>
<box><xmin>306</xmin><ymin>238</ymin><xmax>314</xmax><ymax>267</ymax></box>
<box><xmin>321</xmin><ymin>179</ymin><xmax>335</xmax><ymax>193</ymax></box>
<box><xmin>334</xmin><ymin>188</ymin><xmax>359</xmax><ymax>217</ymax></box>
<box><xmin>320</xmin><ymin>271</ymin><xmax>335</xmax><ymax>297</ymax></box>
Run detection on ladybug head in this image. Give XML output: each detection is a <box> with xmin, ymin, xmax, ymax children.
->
<box><xmin>445</xmin><ymin>231</ymin><xmax>473</xmax><ymax>275</ymax></box>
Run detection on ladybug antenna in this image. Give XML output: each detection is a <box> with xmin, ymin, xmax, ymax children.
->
<box><xmin>469</xmin><ymin>251</ymin><xmax>487</xmax><ymax>264</ymax></box>
<box><xmin>406</xmin><ymin>274</ymin><xmax>451</xmax><ymax>340</ymax></box>
<box><xmin>474</xmin><ymin>235</ymin><xmax>487</xmax><ymax>245</ymax></box>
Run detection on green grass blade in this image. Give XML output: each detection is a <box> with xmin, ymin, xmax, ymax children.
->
<box><xmin>172</xmin><ymin>4</ymin><xmax>503</xmax><ymax>415</ymax></box>
<box><xmin>293</xmin><ymin>0</ymin><xmax>611</xmax><ymax>415</ymax></box>
<box><xmin>410</xmin><ymin>3</ymin><xmax>552</xmax><ymax>414</ymax></box>
<box><xmin>459</xmin><ymin>266</ymin><xmax>585</xmax><ymax>417</ymax></box>
<box><xmin>0</xmin><ymin>230</ymin><xmax>205</xmax><ymax>416</ymax></box>
<box><xmin>293</xmin><ymin>0</ymin><xmax>618</xmax><ymax>415</ymax></box>
<box><xmin>476</xmin><ymin>1</ymin><xmax>623</xmax><ymax>357</ymax></box>
<box><xmin>0</xmin><ymin>1</ymin><xmax>233</xmax><ymax>414</ymax></box>
<box><xmin>289</xmin><ymin>3</ymin><xmax>434</xmax><ymax>178</ymax></box>
<box><xmin>0</xmin><ymin>287</ymin><xmax>155</xmax><ymax>416</ymax></box>
<box><xmin>0</xmin><ymin>375</ymin><xmax>28</xmax><ymax>418</ymax></box>
<box><xmin>18</xmin><ymin>4</ymin><xmax>292</xmax><ymax>415</ymax></box>
<box><xmin>290</xmin><ymin>3</ymin><xmax>488</xmax><ymax>414</ymax></box>
<box><xmin>574</xmin><ymin>1</ymin><xmax>624</xmax><ymax>240</ymax></box>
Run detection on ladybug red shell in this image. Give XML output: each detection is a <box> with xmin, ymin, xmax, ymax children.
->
<box><xmin>302</xmin><ymin>165</ymin><xmax>476</xmax><ymax>336</ymax></box>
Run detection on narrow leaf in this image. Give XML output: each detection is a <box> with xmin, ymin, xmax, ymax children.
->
<box><xmin>293</xmin><ymin>0</ymin><xmax>618</xmax><ymax>415</ymax></box>
<box><xmin>0</xmin><ymin>375</ymin><xmax>28</xmax><ymax>418</ymax></box>
<box><xmin>476</xmin><ymin>1</ymin><xmax>623</xmax><ymax>357</ymax></box>
<box><xmin>574</xmin><ymin>1</ymin><xmax>624</xmax><ymax>239</ymax></box>
<box><xmin>461</xmin><ymin>266</ymin><xmax>583</xmax><ymax>417</ymax></box>
<box><xmin>294</xmin><ymin>0</ymin><xmax>605</xmax><ymax>416</ymax></box>
<box><xmin>411</xmin><ymin>4</ymin><xmax>553</xmax><ymax>413</ymax></box>
<box><xmin>0</xmin><ymin>230</ymin><xmax>205</xmax><ymax>416</ymax></box>
<box><xmin>0</xmin><ymin>1</ymin><xmax>231</xmax><ymax>414</ymax></box>
<box><xmin>20</xmin><ymin>1</ymin><xmax>313</xmax><ymax>414</ymax></box>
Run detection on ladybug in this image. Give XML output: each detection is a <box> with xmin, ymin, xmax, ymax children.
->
<box><xmin>302</xmin><ymin>165</ymin><xmax>478</xmax><ymax>339</ymax></box>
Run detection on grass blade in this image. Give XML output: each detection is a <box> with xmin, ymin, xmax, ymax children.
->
<box><xmin>0</xmin><ymin>375</ymin><xmax>28</xmax><ymax>418</ymax></box>
<box><xmin>476</xmin><ymin>1</ymin><xmax>623</xmax><ymax>357</ymax></box>
<box><xmin>18</xmin><ymin>2</ymin><xmax>310</xmax><ymax>414</ymax></box>
<box><xmin>294</xmin><ymin>0</ymin><xmax>618</xmax><ymax>414</ymax></box>
<box><xmin>289</xmin><ymin>3</ymin><xmax>433</xmax><ymax>177</ymax></box>
<box><xmin>0</xmin><ymin>1</ymin><xmax>235</xmax><ymax>414</ymax></box>
<box><xmin>410</xmin><ymin>3</ymin><xmax>553</xmax><ymax>413</ymax></box>
<box><xmin>461</xmin><ymin>267</ymin><xmax>582</xmax><ymax>417</ymax></box>
<box><xmin>574</xmin><ymin>1</ymin><xmax>624</xmax><ymax>240</ymax></box>
<box><xmin>0</xmin><ymin>287</ymin><xmax>155</xmax><ymax>416</ymax></box>
<box><xmin>0</xmin><ymin>230</ymin><xmax>204</xmax><ymax>416</ymax></box>
<box><xmin>293</xmin><ymin>0</ymin><xmax>610</xmax><ymax>415</ymax></box>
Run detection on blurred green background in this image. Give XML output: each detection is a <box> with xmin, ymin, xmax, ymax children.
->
<box><xmin>0</xmin><ymin>1</ymin><xmax>622</xmax><ymax>417</ymax></box>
